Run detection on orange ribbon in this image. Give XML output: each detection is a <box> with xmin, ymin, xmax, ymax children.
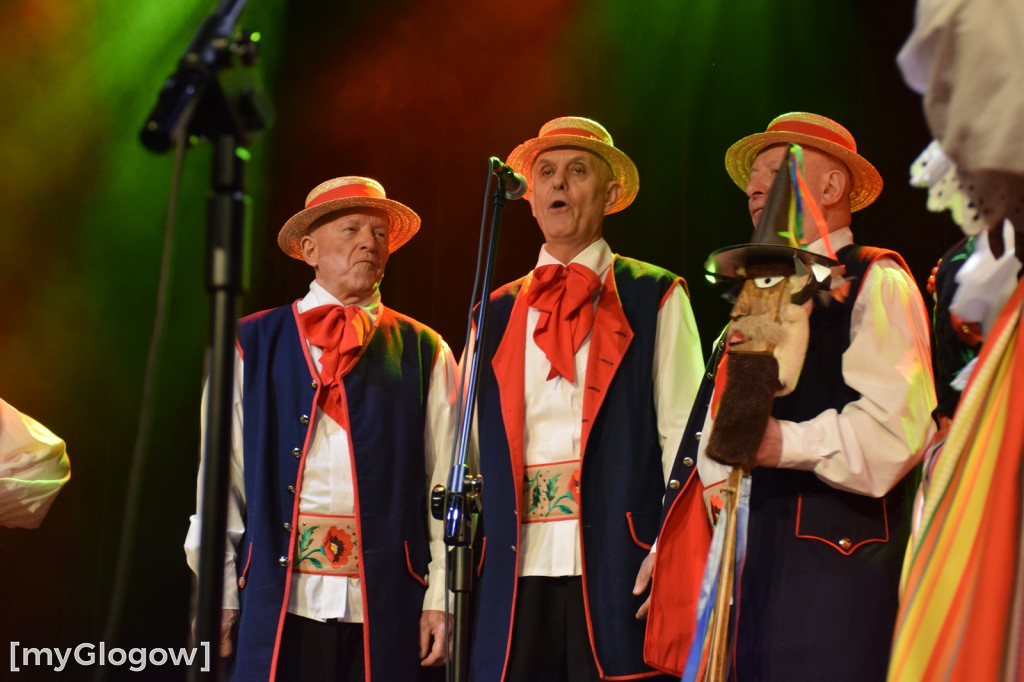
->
<box><xmin>526</xmin><ymin>263</ymin><xmax>602</xmax><ymax>382</ymax></box>
<box><xmin>298</xmin><ymin>304</ymin><xmax>370</xmax><ymax>425</ymax></box>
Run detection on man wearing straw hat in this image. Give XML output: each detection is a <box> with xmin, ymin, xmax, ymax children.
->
<box><xmin>184</xmin><ymin>176</ymin><xmax>457</xmax><ymax>681</ymax></box>
<box><xmin>691</xmin><ymin>113</ymin><xmax>935</xmax><ymax>680</ymax></box>
<box><xmin>467</xmin><ymin>116</ymin><xmax>705</xmax><ymax>681</ymax></box>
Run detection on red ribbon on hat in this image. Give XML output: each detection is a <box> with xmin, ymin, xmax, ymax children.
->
<box><xmin>766</xmin><ymin>120</ymin><xmax>854</xmax><ymax>152</ymax></box>
<box><xmin>298</xmin><ymin>304</ymin><xmax>371</xmax><ymax>425</ymax></box>
<box><xmin>307</xmin><ymin>183</ymin><xmax>380</xmax><ymax>209</ymax></box>
<box><xmin>526</xmin><ymin>263</ymin><xmax>602</xmax><ymax>382</ymax></box>
<box><xmin>543</xmin><ymin>127</ymin><xmax>606</xmax><ymax>141</ymax></box>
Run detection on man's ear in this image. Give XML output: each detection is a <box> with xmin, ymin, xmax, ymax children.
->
<box><xmin>819</xmin><ymin>169</ymin><xmax>848</xmax><ymax>208</ymax></box>
<box><xmin>526</xmin><ymin>193</ymin><xmax>540</xmax><ymax>221</ymax></box>
<box><xmin>299</xmin><ymin>234</ymin><xmax>318</xmax><ymax>268</ymax></box>
<box><xmin>603</xmin><ymin>180</ymin><xmax>623</xmax><ymax>213</ymax></box>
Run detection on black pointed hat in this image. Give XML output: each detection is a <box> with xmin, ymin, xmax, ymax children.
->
<box><xmin>704</xmin><ymin>145</ymin><xmax>840</xmax><ymax>293</ymax></box>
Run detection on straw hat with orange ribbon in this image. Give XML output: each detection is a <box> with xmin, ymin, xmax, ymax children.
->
<box><xmin>506</xmin><ymin>116</ymin><xmax>639</xmax><ymax>214</ymax></box>
<box><xmin>724</xmin><ymin>112</ymin><xmax>883</xmax><ymax>212</ymax></box>
<box><xmin>277</xmin><ymin>176</ymin><xmax>420</xmax><ymax>259</ymax></box>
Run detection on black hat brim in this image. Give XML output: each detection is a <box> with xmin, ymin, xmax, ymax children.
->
<box><xmin>705</xmin><ymin>243</ymin><xmax>840</xmax><ymax>280</ymax></box>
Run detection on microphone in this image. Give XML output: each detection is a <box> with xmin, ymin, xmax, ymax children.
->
<box><xmin>489</xmin><ymin>157</ymin><xmax>528</xmax><ymax>200</ymax></box>
<box><xmin>139</xmin><ymin>0</ymin><xmax>253</xmax><ymax>153</ymax></box>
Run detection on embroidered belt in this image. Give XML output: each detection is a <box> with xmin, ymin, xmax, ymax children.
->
<box><xmin>523</xmin><ymin>460</ymin><xmax>581</xmax><ymax>523</ymax></box>
<box><xmin>293</xmin><ymin>513</ymin><xmax>360</xmax><ymax>576</ymax></box>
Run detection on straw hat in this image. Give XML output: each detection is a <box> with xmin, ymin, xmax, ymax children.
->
<box><xmin>277</xmin><ymin>176</ymin><xmax>420</xmax><ymax>259</ymax></box>
<box><xmin>506</xmin><ymin>116</ymin><xmax>639</xmax><ymax>214</ymax></box>
<box><xmin>724</xmin><ymin>112</ymin><xmax>883</xmax><ymax>212</ymax></box>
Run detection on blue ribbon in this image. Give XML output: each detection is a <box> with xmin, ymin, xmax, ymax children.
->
<box><xmin>680</xmin><ymin>472</ymin><xmax>752</xmax><ymax>682</ymax></box>
<box><xmin>681</xmin><ymin>491</ymin><xmax>729</xmax><ymax>682</ymax></box>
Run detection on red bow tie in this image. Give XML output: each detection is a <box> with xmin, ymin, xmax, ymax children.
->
<box><xmin>526</xmin><ymin>263</ymin><xmax>602</xmax><ymax>382</ymax></box>
<box><xmin>298</xmin><ymin>304</ymin><xmax>371</xmax><ymax>425</ymax></box>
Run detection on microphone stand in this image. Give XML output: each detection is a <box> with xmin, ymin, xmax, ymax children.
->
<box><xmin>431</xmin><ymin>160</ymin><xmax>517</xmax><ymax>682</ymax></box>
<box><xmin>139</xmin><ymin>2</ymin><xmax>272</xmax><ymax>680</ymax></box>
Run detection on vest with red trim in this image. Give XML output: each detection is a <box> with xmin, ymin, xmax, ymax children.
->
<box><xmin>231</xmin><ymin>304</ymin><xmax>439</xmax><ymax>682</ymax></box>
<box><xmin>642</xmin><ymin>330</ymin><xmax>721</xmax><ymax>676</ymax></box>
<box><xmin>735</xmin><ymin>245</ymin><xmax>920</xmax><ymax>682</ymax></box>
<box><xmin>470</xmin><ymin>256</ymin><xmax>687</xmax><ymax>681</ymax></box>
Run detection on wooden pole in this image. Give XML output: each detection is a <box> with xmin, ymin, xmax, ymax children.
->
<box><xmin>705</xmin><ymin>466</ymin><xmax>744</xmax><ymax>681</ymax></box>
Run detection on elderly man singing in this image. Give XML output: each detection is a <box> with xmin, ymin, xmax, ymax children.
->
<box><xmin>185</xmin><ymin>176</ymin><xmax>456</xmax><ymax>682</ymax></box>
<box><xmin>467</xmin><ymin>116</ymin><xmax>705</xmax><ymax>682</ymax></box>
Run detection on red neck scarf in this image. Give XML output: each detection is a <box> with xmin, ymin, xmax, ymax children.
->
<box><xmin>526</xmin><ymin>263</ymin><xmax>602</xmax><ymax>382</ymax></box>
<box><xmin>297</xmin><ymin>304</ymin><xmax>371</xmax><ymax>425</ymax></box>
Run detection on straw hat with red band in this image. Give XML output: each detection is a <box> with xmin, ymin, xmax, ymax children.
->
<box><xmin>725</xmin><ymin>112</ymin><xmax>883</xmax><ymax>212</ymax></box>
<box><xmin>506</xmin><ymin>116</ymin><xmax>639</xmax><ymax>214</ymax></box>
<box><xmin>277</xmin><ymin>176</ymin><xmax>420</xmax><ymax>259</ymax></box>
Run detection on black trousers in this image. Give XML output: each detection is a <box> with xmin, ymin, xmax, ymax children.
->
<box><xmin>274</xmin><ymin>613</ymin><xmax>445</xmax><ymax>682</ymax></box>
<box><xmin>275</xmin><ymin>614</ymin><xmax>364</xmax><ymax>682</ymax></box>
<box><xmin>505</xmin><ymin>576</ymin><xmax>603</xmax><ymax>682</ymax></box>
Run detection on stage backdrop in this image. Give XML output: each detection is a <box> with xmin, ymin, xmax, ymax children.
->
<box><xmin>0</xmin><ymin>0</ymin><xmax>960</xmax><ymax>679</ymax></box>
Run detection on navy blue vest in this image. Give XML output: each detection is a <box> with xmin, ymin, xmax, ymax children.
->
<box><xmin>471</xmin><ymin>256</ymin><xmax>683</xmax><ymax>680</ymax></box>
<box><xmin>735</xmin><ymin>245</ymin><xmax>919</xmax><ymax>682</ymax></box>
<box><xmin>231</xmin><ymin>304</ymin><xmax>439</xmax><ymax>681</ymax></box>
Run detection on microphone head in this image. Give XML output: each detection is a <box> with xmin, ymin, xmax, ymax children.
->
<box><xmin>489</xmin><ymin>156</ymin><xmax>528</xmax><ymax>200</ymax></box>
<box><xmin>504</xmin><ymin>173</ymin><xmax>528</xmax><ymax>201</ymax></box>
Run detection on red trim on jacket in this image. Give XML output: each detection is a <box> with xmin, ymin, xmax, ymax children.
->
<box><xmin>660</xmin><ymin>276</ymin><xmax>688</xmax><ymax>309</ymax></box>
<box><xmin>491</xmin><ymin>281</ymin><xmax>529</xmax><ymax>682</ymax></box>
<box><xmin>794</xmin><ymin>494</ymin><xmax>890</xmax><ymax>555</ymax></box>
<box><xmin>626</xmin><ymin>512</ymin><xmax>654</xmax><ymax>551</ymax></box>
<box><xmin>404</xmin><ymin>541</ymin><xmax>428</xmax><ymax>587</ymax></box>
<box><xmin>492</xmin><ymin>282</ymin><xmax>529</xmax><ymax>501</ymax></box>
<box><xmin>268</xmin><ymin>301</ymin><xmax>323</xmax><ymax>682</ymax></box>
<box><xmin>475</xmin><ymin>537</ymin><xmax>487</xmax><ymax>578</ymax></box>
<box><xmin>238</xmin><ymin>541</ymin><xmax>253</xmax><ymax>589</ymax></box>
<box><xmin>577</xmin><ymin>261</ymin><xmax>636</xmax><ymax>680</ymax></box>
<box><xmin>580</xmin><ymin>265</ymin><xmax>634</xmax><ymax>459</ymax></box>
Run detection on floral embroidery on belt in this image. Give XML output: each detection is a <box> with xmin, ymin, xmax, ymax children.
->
<box><xmin>294</xmin><ymin>513</ymin><xmax>359</xmax><ymax>576</ymax></box>
<box><xmin>523</xmin><ymin>460</ymin><xmax>581</xmax><ymax>523</ymax></box>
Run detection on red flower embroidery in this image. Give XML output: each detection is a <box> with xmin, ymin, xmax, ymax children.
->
<box><xmin>567</xmin><ymin>470</ymin><xmax>581</xmax><ymax>502</ymax></box>
<box><xmin>709</xmin><ymin>493</ymin><xmax>725</xmax><ymax>525</ymax></box>
<box><xmin>949</xmin><ymin>312</ymin><xmax>983</xmax><ymax>347</ymax></box>
<box><xmin>927</xmin><ymin>260</ymin><xmax>941</xmax><ymax>296</ymax></box>
<box><xmin>322</xmin><ymin>526</ymin><xmax>354</xmax><ymax>568</ymax></box>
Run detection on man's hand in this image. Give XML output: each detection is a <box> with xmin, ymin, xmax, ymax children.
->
<box><xmin>419</xmin><ymin>609</ymin><xmax>451</xmax><ymax>667</ymax></box>
<box><xmin>633</xmin><ymin>552</ymin><xmax>656</xmax><ymax>619</ymax></box>
<box><xmin>192</xmin><ymin>609</ymin><xmax>239</xmax><ymax>658</ymax></box>
<box><xmin>755</xmin><ymin>417</ymin><xmax>782</xmax><ymax>468</ymax></box>
<box><xmin>219</xmin><ymin>610</ymin><xmax>239</xmax><ymax>657</ymax></box>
